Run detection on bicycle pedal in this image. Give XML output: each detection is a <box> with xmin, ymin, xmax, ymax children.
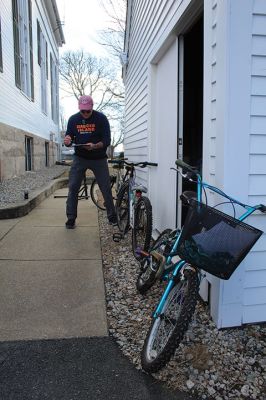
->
<box><xmin>113</xmin><ymin>232</ymin><xmax>123</xmax><ymax>242</ymax></box>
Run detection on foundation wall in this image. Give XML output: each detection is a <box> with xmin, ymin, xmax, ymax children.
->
<box><xmin>0</xmin><ymin>122</ymin><xmax>58</xmax><ymax>181</ymax></box>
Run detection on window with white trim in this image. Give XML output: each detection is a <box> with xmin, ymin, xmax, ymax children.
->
<box><xmin>12</xmin><ymin>0</ymin><xmax>34</xmax><ymax>99</ymax></box>
<box><xmin>37</xmin><ymin>20</ymin><xmax>47</xmax><ymax>113</ymax></box>
<box><xmin>50</xmin><ymin>54</ymin><xmax>58</xmax><ymax>123</ymax></box>
<box><xmin>0</xmin><ymin>15</ymin><xmax>3</xmax><ymax>72</ymax></box>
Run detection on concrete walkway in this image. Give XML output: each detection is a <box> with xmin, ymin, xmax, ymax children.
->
<box><xmin>0</xmin><ymin>188</ymin><xmax>194</xmax><ymax>400</ymax></box>
<box><xmin>0</xmin><ymin>187</ymin><xmax>107</xmax><ymax>341</ymax></box>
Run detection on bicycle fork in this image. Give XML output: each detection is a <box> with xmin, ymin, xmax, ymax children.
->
<box><xmin>152</xmin><ymin>260</ymin><xmax>186</xmax><ymax>318</ymax></box>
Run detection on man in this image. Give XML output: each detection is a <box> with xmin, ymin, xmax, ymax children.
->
<box><xmin>64</xmin><ymin>95</ymin><xmax>117</xmax><ymax>229</ymax></box>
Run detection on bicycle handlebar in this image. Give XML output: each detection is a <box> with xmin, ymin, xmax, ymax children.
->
<box><xmin>111</xmin><ymin>160</ymin><xmax>158</xmax><ymax>168</ymax></box>
<box><xmin>175</xmin><ymin>158</ymin><xmax>199</xmax><ymax>175</ymax></box>
<box><xmin>258</xmin><ymin>204</ymin><xmax>266</xmax><ymax>213</ymax></box>
<box><xmin>144</xmin><ymin>162</ymin><xmax>158</xmax><ymax>167</ymax></box>
<box><xmin>175</xmin><ymin>158</ymin><xmax>266</xmax><ymax>214</ymax></box>
<box><xmin>108</xmin><ymin>158</ymin><xmax>128</xmax><ymax>164</ymax></box>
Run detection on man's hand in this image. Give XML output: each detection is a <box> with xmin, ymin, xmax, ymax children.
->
<box><xmin>83</xmin><ymin>142</ymin><xmax>95</xmax><ymax>151</ymax></box>
<box><xmin>83</xmin><ymin>141</ymin><xmax>103</xmax><ymax>151</ymax></box>
<box><xmin>64</xmin><ymin>135</ymin><xmax>72</xmax><ymax>146</ymax></box>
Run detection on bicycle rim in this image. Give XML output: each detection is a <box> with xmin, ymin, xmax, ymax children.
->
<box><xmin>90</xmin><ymin>177</ymin><xmax>116</xmax><ymax>211</ymax></box>
<box><xmin>141</xmin><ymin>270</ymin><xmax>199</xmax><ymax>373</ymax></box>
<box><xmin>132</xmin><ymin>196</ymin><xmax>152</xmax><ymax>258</ymax></box>
<box><xmin>90</xmin><ymin>180</ymin><xmax>106</xmax><ymax>210</ymax></box>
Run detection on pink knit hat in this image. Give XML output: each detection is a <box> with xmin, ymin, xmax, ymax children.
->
<box><xmin>78</xmin><ymin>95</ymin><xmax>94</xmax><ymax>110</ymax></box>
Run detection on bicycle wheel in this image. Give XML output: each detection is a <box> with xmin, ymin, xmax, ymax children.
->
<box><xmin>116</xmin><ymin>182</ymin><xmax>130</xmax><ymax>233</ymax></box>
<box><xmin>90</xmin><ymin>176</ymin><xmax>116</xmax><ymax>211</ymax></box>
<box><xmin>132</xmin><ymin>196</ymin><xmax>152</xmax><ymax>259</ymax></box>
<box><xmin>141</xmin><ymin>269</ymin><xmax>199</xmax><ymax>373</ymax></box>
<box><xmin>136</xmin><ymin>229</ymin><xmax>172</xmax><ymax>294</ymax></box>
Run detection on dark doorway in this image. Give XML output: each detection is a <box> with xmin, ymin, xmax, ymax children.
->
<box><xmin>181</xmin><ymin>15</ymin><xmax>203</xmax><ymax>224</ymax></box>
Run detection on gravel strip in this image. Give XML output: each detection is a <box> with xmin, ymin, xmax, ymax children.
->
<box><xmin>99</xmin><ymin>210</ymin><xmax>266</xmax><ymax>400</ymax></box>
<box><xmin>0</xmin><ymin>165</ymin><xmax>68</xmax><ymax>206</ymax></box>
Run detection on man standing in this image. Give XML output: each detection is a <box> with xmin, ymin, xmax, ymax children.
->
<box><xmin>64</xmin><ymin>95</ymin><xmax>117</xmax><ymax>229</ymax></box>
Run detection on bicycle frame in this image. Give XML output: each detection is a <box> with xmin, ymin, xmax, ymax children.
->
<box><xmin>108</xmin><ymin>158</ymin><xmax>130</xmax><ymax>196</ymax></box>
<box><xmin>114</xmin><ymin>160</ymin><xmax>157</xmax><ymax>251</ymax></box>
<box><xmin>128</xmin><ymin>166</ymin><xmax>145</xmax><ymax>228</ymax></box>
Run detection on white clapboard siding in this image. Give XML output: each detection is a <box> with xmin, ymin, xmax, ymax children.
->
<box><xmin>244</xmin><ymin>0</ymin><xmax>266</xmax><ymax>323</ymax></box>
<box><xmin>0</xmin><ymin>0</ymin><xmax>60</xmax><ymax>140</ymax></box>
<box><xmin>202</xmin><ymin>0</ymin><xmax>266</xmax><ymax>328</ymax></box>
<box><xmin>124</xmin><ymin>0</ymin><xmax>194</xmax><ymax>188</ymax></box>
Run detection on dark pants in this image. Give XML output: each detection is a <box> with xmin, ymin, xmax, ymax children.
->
<box><xmin>66</xmin><ymin>156</ymin><xmax>116</xmax><ymax>221</ymax></box>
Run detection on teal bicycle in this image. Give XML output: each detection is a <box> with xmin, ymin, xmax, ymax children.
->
<box><xmin>138</xmin><ymin>159</ymin><xmax>266</xmax><ymax>373</ymax></box>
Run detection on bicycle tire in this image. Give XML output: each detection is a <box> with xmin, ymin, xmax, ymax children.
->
<box><xmin>90</xmin><ymin>176</ymin><xmax>116</xmax><ymax>211</ymax></box>
<box><xmin>116</xmin><ymin>182</ymin><xmax>130</xmax><ymax>233</ymax></box>
<box><xmin>136</xmin><ymin>229</ymin><xmax>172</xmax><ymax>294</ymax></box>
<box><xmin>132</xmin><ymin>196</ymin><xmax>152</xmax><ymax>259</ymax></box>
<box><xmin>141</xmin><ymin>269</ymin><xmax>199</xmax><ymax>373</ymax></box>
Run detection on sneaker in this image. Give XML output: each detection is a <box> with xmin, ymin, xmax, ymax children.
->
<box><xmin>108</xmin><ymin>216</ymin><xmax>118</xmax><ymax>226</ymax></box>
<box><xmin>65</xmin><ymin>219</ymin><xmax>76</xmax><ymax>229</ymax></box>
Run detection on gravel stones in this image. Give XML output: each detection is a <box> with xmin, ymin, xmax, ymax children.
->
<box><xmin>0</xmin><ymin>165</ymin><xmax>68</xmax><ymax>206</ymax></box>
<box><xmin>99</xmin><ymin>210</ymin><xmax>266</xmax><ymax>400</ymax></box>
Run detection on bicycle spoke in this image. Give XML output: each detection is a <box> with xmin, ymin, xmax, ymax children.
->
<box><xmin>147</xmin><ymin>281</ymin><xmax>188</xmax><ymax>360</ymax></box>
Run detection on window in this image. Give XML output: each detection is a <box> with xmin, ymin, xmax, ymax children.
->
<box><xmin>0</xmin><ymin>15</ymin><xmax>3</xmax><ymax>72</ymax></box>
<box><xmin>45</xmin><ymin>142</ymin><xmax>49</xmax><ymax>166</ymax></box>
<box><xmin>12</xmin><ymin>0</ymin><xmax>34</xmax><ymax>99</ymax></box>
<box><xmin>25</xmin><ymin>136</ymin><xmax>33</xmax><ymax>171</ymax></box>
<box><xmin>50</xmin><ymin>54</ymin><xmax>59</xmax><ymax>123</ymax></box>
<box><xmin>37</xmin><ymin>20</ymin><xmax>47</xmax><ymax>113</ymax></box>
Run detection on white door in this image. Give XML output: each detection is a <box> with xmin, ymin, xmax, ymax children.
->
<box><xmin>149</xmin><ymin>38</ymin><xmax>179</xmax><ymax>233</ymax></box>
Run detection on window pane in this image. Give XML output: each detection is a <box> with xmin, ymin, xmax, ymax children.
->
<box><xmin>0</xmin><ymin>15</ymin><xmax>3</xmax><ymax>72</ymax></box>
<box><xmin>25</xmin><ymin>136</ymin><xmax>33</xmax><ymax>171</ymax></box>
<box><xmin>13</xmin><ymin>0</ymin><xmax>33</xmax><ymax>97</ymax></box>
<box><xmin>50</xmin><ymin>55</ymin><xmax>58</xmax><ymax>123</ymax></box>
<box><xmin>12</xmin><ymin>0</ymin><xmax>21</xmax><ymax>87</ymax></box>
<box><xmin>40</xmin><ymin>31</ymin><xmax>47</xmax><ymax>113</ymax></box>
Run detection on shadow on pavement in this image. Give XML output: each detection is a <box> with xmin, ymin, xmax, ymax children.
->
<box><xmin>0</xmin><ymin>336</ymin><xmax>196</xmax><ymax>400</ymax></box>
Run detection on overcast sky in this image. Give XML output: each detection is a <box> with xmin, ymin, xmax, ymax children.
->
<box><xmin>56</xmin><ymin>0</ymin><xmax>111</xmax><ymax>119</ymax></box>
<box><xmin>56</xmin><ymin>0</ymin><xmax>109</xmax><ymax>56</ymax></box>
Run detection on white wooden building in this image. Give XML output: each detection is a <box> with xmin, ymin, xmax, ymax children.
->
<box><xmin>122</xmin><ymin>0</ymin><xmax>266</xmax><ymax>328</ymax></box>
<box><xmin>0</xmin><ymin>0</ymin><xmax>64</xmax><ymax>180</ymax></box>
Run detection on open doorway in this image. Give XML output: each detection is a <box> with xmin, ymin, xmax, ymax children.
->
<box><xmin>180</xmin><ymin>15</ymin><xmax>203</xmax><ymax>225</ymax></box>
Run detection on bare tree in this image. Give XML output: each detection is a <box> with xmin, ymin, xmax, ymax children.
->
<box><xmin>60</xmin><ymin>50</ymin><xmax>123</xmax><ymax>110</ymax></box>
<box><xmin>60</xmin><ymin>107</ymin><xmax>67</xmax><ymax>133</ymax></box>
<box><xmin>98</xmin><ymin>0</ymin><xmax>127</xmax><ymax>59</ymax></box>
<box><xmin>59</xmin><ymin>49</ymin><xmax>124</xmax><ymax>153</ymax></box>
<box><xmin>97</xmin><ymin>0</ymin><xmax>127</xmax><ymax>155</ymax></box>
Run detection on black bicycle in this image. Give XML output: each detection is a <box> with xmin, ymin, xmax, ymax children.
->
<box><xmin>90</xmin><ymin>158</ymin><xmax>129</xmax><ymax>210</ymax></box>
<box><xmin>114</xmin><ymin>160</ymin><xmax>158</xmax><ymax>258</ymax></box>
<box><xmin>56</xmin><ymin>156</ymin><xmax>129</xmax><ymax>210</ymax></box>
